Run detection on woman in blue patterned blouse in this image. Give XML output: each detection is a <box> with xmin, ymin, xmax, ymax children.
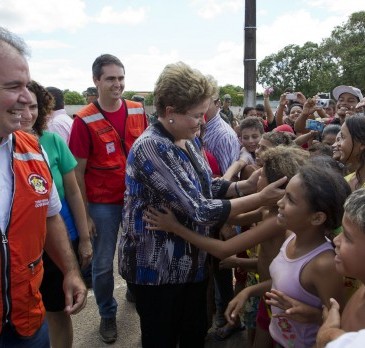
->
<box><xmin>118</xmin><ymin>62</ymin><xmax>286</xmax><ymax>348</ymax></box>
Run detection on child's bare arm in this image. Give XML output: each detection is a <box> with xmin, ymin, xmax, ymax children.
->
<box><xmin>309</xmin><ymin>252</ymin><xmax>345</xmax><ymax>310</ymax></box>
<box><xmin>227</xmin><ymin>208</ymin><xmax>262</xmax><ymax>226</ymax></box>
<box><xmin>144</xmin><ymin>209</ymin><xmax>285</xmax><ymax>260</ymax></box>
<box><xmin>219</xmin><ymin>256</ymin><xmax>258</xmax><ymax>272</ymax></box>
<box><xmin>222</xmin><ymin>159</ymin><xmax>247</xmax><ymax>181</ymax></box>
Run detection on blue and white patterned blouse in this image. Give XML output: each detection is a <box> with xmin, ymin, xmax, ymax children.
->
<box><xmin>119</xmin><ymin>122</ymin><xmax>231</xmax><ymax>285</ymax></box>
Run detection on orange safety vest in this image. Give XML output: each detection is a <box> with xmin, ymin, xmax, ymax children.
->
<box><xmin>76</xmin><ymin>99</ymin><xmax>147</xmax><ymax>204</ymax></box>
<box><xmin>0</xmin><ymin>131</ymin><xmax>53</xmax><ymax>336</ymax></box>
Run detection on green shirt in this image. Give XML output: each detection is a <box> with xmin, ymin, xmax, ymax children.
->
<box><xmin>39</xmin><ymin>131</ymin><xmax>77</xmax><ymax>200</ymax></box>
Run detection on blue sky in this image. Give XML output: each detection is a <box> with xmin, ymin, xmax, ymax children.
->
<box><xmin>1</xmin><ymin>0</ymin><xmax>363</xmax><ymax>93</ymax></box>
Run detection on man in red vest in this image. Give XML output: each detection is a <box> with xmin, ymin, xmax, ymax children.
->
<box><xmin>69</xmin><ymin>54</ymin><xmax>147</xmax><ymax>343</ymax></box>
<box><xmin>0</xmin><ymin>26</ymin><xmax>87</xmax><ymax>347</ymax></box>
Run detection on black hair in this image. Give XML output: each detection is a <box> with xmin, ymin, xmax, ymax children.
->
<box><xmin>322</xmin><ymin>124</ymin><xmax>341</xmax><ymax>138</ymax></box>
<box><xmin>255</xmin><ymin>103</ymin><xmax>265</xmax><ymax>112</ymax></box>
<box><xmin>243</xmin><ymin>106</ymin><xmax>256</xmax><ymax>116</ymax></box>
<box><xmin>46</xmin><ymin>87</ymin><xmax>64</xmax><ymax>110</ymax></box>
<box><xmin>92</xmin><ymin>54</ymin><xmax>125</xmax><ymax>80</ymax></box>
<box><xmin>28</xmin><ymin>81</ymin><xmax>55</xmax><ymax>136</ymax></box>
<box><xmin>308</xmin><ymin>142</ymin><xmax>333</xmax><ymax>157</ymax></box>
<box><xmin>240</xmin><ymin>116</ymin><xmax>264</xmax><ymax>133</ymax></box>
<box><xmin>298</xmin><ymin>165</ymin><xmax>351</xmax><ymax>234</ymax></box>
<box><xmin>344</xmin><ymin>114</ymin><xmax>365</xmax><ymax>189</ymax></box>
<box><xmin>308</xmin><ymin>155</ymin><xmax>346</xmax><ymax>176</ymax></box>
<box><xmin>287</xmin><ymin>102</ymin><xmax>303</xmax><ymax>115</ymax></box>
<box><xmin>262</xmin><ymin>131</ymin><xmax>294</xmax><ymax>147</ymax></box>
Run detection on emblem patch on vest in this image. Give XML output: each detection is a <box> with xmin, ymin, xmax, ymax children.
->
<box><xmin>106</xmin><ymin>142</ymin><xmax>115</xmax><ymax>154</ymax></box>
<box><xmin>28</xmin><ymin>173</ymin><xmax>49</xmax><ymax>195</ymax></box>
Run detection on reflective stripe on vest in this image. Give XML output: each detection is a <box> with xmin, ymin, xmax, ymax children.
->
<box><xmin>82</xmin><ymin>113</ymin><xmax>104</xmax><ymax>124</ymax></box>
<box><xmin>83</xmin><ymin>108</ymin><xmax>144</xmax><ymax>123</ymax></box>
<box><xmin>13</xmin><ymin>152</ymin><xmax>44</xmax><ymax>161</ymax></box>
<box><xmin>128</xmin><ymin>107</ymin><xmax>144</xmax><ymax>115</ymax></box>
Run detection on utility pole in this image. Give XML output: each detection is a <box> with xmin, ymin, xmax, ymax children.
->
<box><xmin>243</xmin><ymin>0</ymin><xmax>256</xmax><ymax>108</ymax></box>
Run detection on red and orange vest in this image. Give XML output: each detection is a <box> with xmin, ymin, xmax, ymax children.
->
<box><xmin>0</xmin><ymin>131</ymin><xmax>53</xmax><ymax>336</ymax></box>
<box><xmin>76</xmin><ymin>99</ymin><xmax>147</xmax><ymax>204</ymax></box>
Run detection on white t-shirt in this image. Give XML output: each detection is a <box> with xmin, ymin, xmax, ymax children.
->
<box><xmin>326</xmin><ymin>329</ymin><xmax>365</xmax><ymax>348</ymax></box>
<box><xmin>47</xmin><ymin>109</ymin><xmax>73</xmax><ymax>144</ymax></box>
<box><xmin>0</xmin><ymin>134</ymin><xmax>61</xmax><ymax>232</ymax></box>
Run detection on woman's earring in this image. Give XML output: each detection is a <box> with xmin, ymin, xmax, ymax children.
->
<box><xmin>169</xmin><ymin>119</ymin><xmax>174</xmax><ymax>124</ymax></box>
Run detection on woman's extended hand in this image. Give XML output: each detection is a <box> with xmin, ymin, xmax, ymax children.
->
<box><xmin>259</xmin><ymin>176</ymin><xmax>287</xmax><ymax>206</ymax></box>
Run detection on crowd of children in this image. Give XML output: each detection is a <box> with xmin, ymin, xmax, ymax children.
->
<box><xmin>144</xmin><ymin>85</ymin><xmax>365</xmax><ymax>348</ymax></box>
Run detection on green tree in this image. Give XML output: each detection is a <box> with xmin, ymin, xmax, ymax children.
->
<box><xmin>257</xmin><ymin>11</ymin><xmax>365</xmax><ymax>97</ymax></box>
<box><xmin>122</xmin><ymin>91</ymin><xmax>136</xmax><ymax>100</ymax></box>
<box><xmin>144</xmin><ymin>93</ymin><xmax>154</xmax><ymax>106</ymax></box>
<box><xmin>220</xmin><ymin>84</ymin><xmax>244</xmax><ymax>106</ymax></box>
<box><xmin>257</xmin><ymin>43</ymin><xmax>338</xmax><ymax>98</ymax></box>
<box><xmin>322</xmin><ymin>11</ymin><xmax>365</xmax><ymax>91</ymax></box>
<box><xmin>63</xmin><ymin>90</ymin><xmax>86</xmax><ymax>105</ymax></box>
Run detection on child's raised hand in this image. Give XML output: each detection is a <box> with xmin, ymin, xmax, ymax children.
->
<box><xmin>265</xmin><ymin>289</ymin><xmax>322</xmax><ymax>324</ymax></box>
<box><xmin>295</xmin><ymin>91</ymin><xmax>307</xmax><ymax>105</ymax></box>
<box><xmin>321</xmin><ymin>298</ymin><xmax>341</xmax><ymax>329</ymax></box>
<box><xmin>143</xmin><ymin>206</ymin><xmax>178</xmax><ymax>233</ymax></box>
<box><xmin>316</xmin><ymin>298</ymin><xmax>343</xmax><ymax>348</ymax></box>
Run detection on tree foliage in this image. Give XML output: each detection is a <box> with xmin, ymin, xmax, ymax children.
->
<box><xmin>257</xmin><ymin>11</ymin><xmax>365</xmax><ymax>98</ymax></box>
<box><xmin>220</xmin><ymin>84</ymin><xmax>244</xmax><ymax>106</ymax></box>
<box><xmin>122</xmin><ymin>91</ymin><xmax>136</xmax><ymax>100</ymax></box>
<box><xmin>63</xmin><ymin>90</ymin><xmax>86</xmax><ymax>105</ymax></box>
<box><xmin>144</xmin><ymin>93</ymin><xmax>154</xmax><ymax>106</ymax></box>
<box><xmin>322</xmin><ymin>11</ymin><xmax>365</xmax><ymax>91</ymax></box>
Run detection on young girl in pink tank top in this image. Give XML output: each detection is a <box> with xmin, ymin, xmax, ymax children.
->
<box><xmin>268</xmin><ymin>165</ymin><xmax>351</xmax><ymax>348</ymax></box>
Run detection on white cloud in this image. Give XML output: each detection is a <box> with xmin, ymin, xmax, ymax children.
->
<box><xmin>27</xmin><ymin>40</ymin><xmax>71</xmax><ymax>49</ymax></box>
<box><xmin>189</xmin><ymin>0</ymin><xmax>243</xmax><ymax>19</ymax></box>
<box><xmin>28</xmin><ymin>58</ymin><xmax>90</xmax><ymax>92</ymax></box>
<box><xmin>0</xmin><ymin>0</ymin><xmax>88</xmax><ymax>33</ymax></box>
<box><xmin>191</xmin><ymin>41</ymin><xmax>244</xmax><ymax>87</ymax></box>
<box><xmin>0</xmin><ymin>1</ymin><xmax>150</xmax><ymax>33</ymax></box>
<box><xmin>257</xmin><ymin>9</ymin><xmax>340</xmax><ymax>62</ymax></box>
<box><xmin>121</xmin><ymin>47</ymin><xmax>180</xmax><ymax>91</ymax></box>
<box><xmin>306</xmin><ymin>0</ymin><xmax>365</xmax><ymax>16</ymax></box>
<box><xmin>121</xmin><ymin>42</ymin><xmax>245</xmax><ymax>91</ymax></box>
<box><xmin>95</xmin><ymin>6</ymin><xmax>148</xmax><ymax>25</ymax></box>
<box><xmin>28</xmin><ymin>47</ymin><xmax>182</xmax><ymax>92</ymax></box>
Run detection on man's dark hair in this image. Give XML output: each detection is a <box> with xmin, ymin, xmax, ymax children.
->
<box><xmin>46</xmin><ymin>87</ymin><xmax>64</xmax><ymax>110</ymax></box>
<box><xmin>92</xmin><ymin>54</ymin><xmax>124</xmax><ymax>80</ymax></box>
<box><xmin>255</xmin><ymin>103</ymin><xmax>265</xmax><ymax>112</ymax></box>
